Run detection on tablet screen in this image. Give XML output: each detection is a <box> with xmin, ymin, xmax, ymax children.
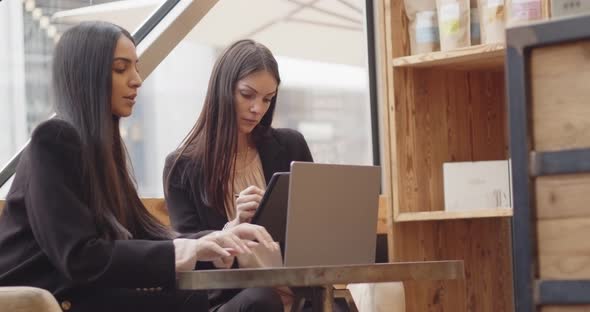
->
<box><xmin>251</xmin><ymin>172</ymin><xmax>290</xmax><ymax>243</ymax></box>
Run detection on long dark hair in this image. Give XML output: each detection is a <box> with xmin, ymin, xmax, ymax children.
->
<box><xmin>166</xmin><ymin>39</ymin><xmax>281</xmax><ymax>215</ymax></box>
<box><xmin>53</xmin><ymin>21</ymin><xmax>171</xmax><ymax>239</ymax></box>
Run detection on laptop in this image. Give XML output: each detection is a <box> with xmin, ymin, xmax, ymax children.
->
<box><xmin>253</xmin><ymin>162</ymin><xmax>381</xmax><ymax>267</ymax></box>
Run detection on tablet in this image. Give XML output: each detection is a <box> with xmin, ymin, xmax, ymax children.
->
<box><xmin>251</xmin><ymin>172</ymin><xmax>290</xmax><ymax>243</ymax></box>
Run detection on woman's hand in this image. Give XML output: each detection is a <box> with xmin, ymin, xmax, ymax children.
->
<box><xmin>226</xmin><ymin>223</ymin><xmax>279</xmax><ymax>252</ymax></box>
<box><xmin>173</xmin><ymin>238</ymin><xmax>229</xmax><ymax>272</ymax></box>
<box><xmin>172</xmin><ymin>230</ymin><xmax>254</xmax><ymax>272</ymax></box>
<box><xmin>213</xmin><ymin>255</ymin><xmax>235</xmax><ymax>269</ymax></box>
<box><xmin>230</xmin><ymin>185</ymin><xmax>265</xmax><ymax>226</ymax></box>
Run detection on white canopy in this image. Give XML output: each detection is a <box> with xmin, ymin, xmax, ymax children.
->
<box><xmin>51</xmin><ymin>0</ymin><xmax>368</xmax><ymax>66</ymax></box>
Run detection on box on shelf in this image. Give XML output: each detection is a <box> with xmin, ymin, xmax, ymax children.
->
<box><xmin>506</xmin><ymin>0</ymin><xmax>544</xmax><ymax>25</ymax></box>
<box><xmin>443</xmin><ymin>160</ymin><xmax>512</xmax><ymax>211</ymax></box>
<box><xmin>551</xmin><ymin>0</ymin><xmax>590</xmax><ymax>17</ymax></box>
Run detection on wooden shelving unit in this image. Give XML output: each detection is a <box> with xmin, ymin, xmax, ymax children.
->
<box><xmin>373</xmin><ymin>1</ymin><xmax>532</xmax><ymax>311</ymax></box>
<box><xmin>392</xmin><ymin>43</ymin><xmax>505</xmax><ymax>70</ymax></box>
<box><xmin>395</xmin><ymin>207</ymin><xmax>513</xmax><ymax>222</ymax></box>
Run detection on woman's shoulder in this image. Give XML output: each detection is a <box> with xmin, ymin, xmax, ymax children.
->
<box><xmin>164</xmin><ymin>150</ymin><xmax>190</xmax><ymax>172</ymax></box>
<box><xmin>29</xmin><ymin>119</ymin><xmax>81</xmax><ymax>152</ymax></box>
<box><xmin>163</xmin><ymin>150</ymin><xmax>198</xmax><ymax>187</ymax></box>
<box><xmin>268</xmin><ymin>127</ymin><xmax>306</xmax><ymax>143</ymax></box>
<box><xmin>18</xmin><ymin>119</ymin><xmax>83</xmax><ymax>183</ymax></box>
<box><xmin>264</xmin><ymin>127</ymin><xmax>313</xmax><ymax>162</ymax></box>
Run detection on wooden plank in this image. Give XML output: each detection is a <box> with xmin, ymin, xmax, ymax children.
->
<box><xmin>392</xmin><ymin>44</ymin><xmax>505</xmax><ymax>70</ymax></box>
<box><xmin>536</xmin><ymin>174</ymin><xmax>590</xmax><ymax>220</ymax></box>
<box><xmin>538</xmin><ymin>218</ymin><xmax>590</xmax><ymax>255</ymax></box>
<box><xmin>468</xmin><ymin>71</ymin><xmax>508</xmax><ymax>160</ymax></box>
<box><xmin>393</xmin><ymin>218</ymin><xmax>513</xmax><ymax>312</ymax></box>
<box><xmin>378</xmin><ymin>0</ymin><xmax>396</xmax><ymax>260</ymax></box>
<box><xmin>377</xmin><ymin>195</ymin><xmax>389</xmax><ymax>234</ymax></box>
<box><xmin>395</xmin><ymin>208</ymin><xmax>513</xmax><ymax>222</ymax></box>
<box><xmin>394</xmin><ymin>67</ymin><xmax>420</xmax><ymax>214</ymax></box>
<box><xmin>539</xmin><ymin>254</ymin><xmax>590</xmax><ymax>280</ymax></box>
<box><xmin>390</xmin><ymin>0</ymin><xmax>409</xmax><ymax>58</ymax></box>
<box><xmin>141</xmin><ymin>198</ymin><xmax>170</xmax><ymax>226</ymax></box>
<box><xmin>413</xmin><ymin>69</ymin><xmax>449</xmax><ymax>213</ymax></box>
<box><xmin>446</xmin><ymin>71</ymin><xmax>473</xmax><ymax>163</ymax></box>
<box><xmin>538</xmin><ymin>218</ymin><xmax>590</xmax><ymax>279</ymax></box>
<box><xmin>392</xmin><ymin>221</ymin><xmax>465</xmax><ymax>312</ymax></box>
<box><xmin>0</xmin><ymin>200</ymin><xmax>4</xmax><ymax>216</ymax></box>
<box><xmin>389</xmin><ymin>0</ymin><xmax>410</xmax><ymax>220</ymax></box>
<box><xmin>443</xmin><ymin>219</ymin><xmax>513</xmax><ymax>312</ymax></box>
<box><xmin>178</xmin><ymin>261</ymin><xmax>464</xmax><ymax>290</ymax></box>
<box><xmin>531</xmin><ymin>40</ymin><xmax>590</xmax><ymax>151</ymax></box>
<box><xmin>542</xmin><ymin>0</ymin><xmax>551</xmax><ymax>18</ymax></box>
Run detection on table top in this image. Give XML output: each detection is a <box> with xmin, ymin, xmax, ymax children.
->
<box><xmin>177</xmin><ymin>261</ymin><xmax>464</xmax><ymax>290</ymax></box>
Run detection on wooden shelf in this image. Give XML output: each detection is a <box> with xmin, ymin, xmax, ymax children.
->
<box><xmin>392</xmin><ymin>43</ymin><xmax>505</xmax><ymax>70</ymax></box>
<box><xmin>395</xmin><ymin>207</ymin><xmax>513</xmax><ymax>222</ymax></box>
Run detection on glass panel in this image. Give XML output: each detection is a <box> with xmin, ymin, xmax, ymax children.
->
<box><xmin>120</xmin><ymin>0</ymin><xmax>372</xmax><ymax>197</ymax></box>
<box><xmin>0</xmin><ymin>0</ymin><xmax>163</xmax><ymax>197</ymax></box>
<box><xmin>1</xmin><ymin>0</ymin><xmax>372</xmax><ymax>199</ymax></box>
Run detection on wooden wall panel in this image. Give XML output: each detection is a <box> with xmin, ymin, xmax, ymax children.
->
<box><xmin>531</xmin><ymin>40</ymin><xmax>590</xmax><ymax>151</ymax></box>
<box><xmin>413</xmin><ymin>69</ymin><xmax>449</xmax><ymax>214</ymax></box>
<box><xmin>395</xmin><ymin>69</ymin><xmax>506</xmax><ymax>214</ymax></box>
<box><xmin>394</xmin><ymin>67</ymin><xmax>420</xmax><ymax>213</ymax></box>
<box><xmin>468</xmin><ymin>71</ymin><xmax>508</xmax><ymax>160</ymax></box>
<box><xmin>394</xmin><ymin>218</ymin><xmax>513</xmax><ymax>312</ymax></box>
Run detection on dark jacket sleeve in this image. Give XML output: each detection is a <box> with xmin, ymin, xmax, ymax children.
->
<box><xmin>24</xmin><ymin>120</ymin><xmax>176</xmax><ymax>289</ymax></box>
<box><xmin>163</xmin><ymin>154</ymin><xmax>210</xmax><ymax>234</ymax></box>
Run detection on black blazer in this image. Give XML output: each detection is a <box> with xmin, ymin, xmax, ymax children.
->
<box><xmin>164</xmin><ymin>128</ymin><xmax>313</xmax><ymax>234</ymax></box>
<box><xmin>0</xmin><ymin>120</ymin><xmax>208</xmax><ymax>311</ymax></box>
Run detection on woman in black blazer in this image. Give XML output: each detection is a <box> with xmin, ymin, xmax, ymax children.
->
<box><xmin>164</xmin><ymin>39</ymin><xmax>313</xmax><ymax>311</ymax></box>
<box><xmin>0</xmin><ymin>22</ymin><xmax>278</xmax><ymax>312</ymax></box>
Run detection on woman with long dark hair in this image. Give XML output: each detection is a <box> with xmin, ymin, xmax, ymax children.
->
<box><xmin>164</xmin><ymin>39</ymin><xmax>313</xmax><ymax>311</ymax></box>
<box><xmin>0</xmin><ymin>22</ymin><xmax>278</xmax><ymax>312</ymax></box>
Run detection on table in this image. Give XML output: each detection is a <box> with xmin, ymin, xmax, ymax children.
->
<box><xmin>178</xmin><ymin>261</ymin><xmax>464</xmax><ymax>311</ymax></box>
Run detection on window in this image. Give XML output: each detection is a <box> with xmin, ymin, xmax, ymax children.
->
<box><xmin>0</xmin><ymin>0</ymin><xmax>373</xmax><ymax>198</ymax></box>
<box><xmin>0</xmin><ymin>0</ymin><xmax>162</xmax><ymax>197</ymax></box>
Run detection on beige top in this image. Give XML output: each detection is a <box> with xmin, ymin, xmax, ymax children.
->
<box><xmin>225</xmin><ymin>150</ymin><xmax>284</xmax><ymax>270</ymax></box>
<box><xmin>225</xmin><ymin>150</ymin><xmax>266</xmax><ymax>221</ymax></box>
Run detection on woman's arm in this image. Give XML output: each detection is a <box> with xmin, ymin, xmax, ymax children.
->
<box><xmin>25</xmin><ymin>121</ymin><xmax>176</xmax><ymax>289</ymax></box>
<box><xmin>163</xmin><ymin>155</ymin><xmax>210</xmax><ymax>234</ymax></box>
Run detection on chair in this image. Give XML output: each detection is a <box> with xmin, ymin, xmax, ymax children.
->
<box><xmin>0</xmin><ymin>287</ymin><xmax>61</xmax><ymax>312</ymax></box>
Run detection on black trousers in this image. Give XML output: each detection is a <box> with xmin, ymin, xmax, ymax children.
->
<box><xmin>211</xmin><ymin>288</ymin><xmax>283</xmax><ymax>312</ymax></box>
<box><xmin>65</xmin><ymin>288</ymin><xmax>209</xmax><ymax>312</ymax></box>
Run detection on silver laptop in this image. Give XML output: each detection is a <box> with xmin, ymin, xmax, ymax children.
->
<box><xmin>283</xmin><ymin>162</ymin><xmax>381</xmax><ymax>267</ymax></box>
